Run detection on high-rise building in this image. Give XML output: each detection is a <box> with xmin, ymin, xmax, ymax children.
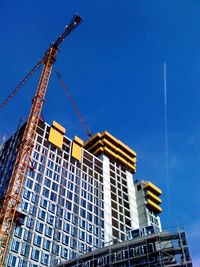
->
<box><xmin>0</xmin><ymin>119</ymin><xmax>163</xmax><ymax>267</ymax></box>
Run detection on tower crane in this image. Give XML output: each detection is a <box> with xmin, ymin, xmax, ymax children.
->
<box><xmin>0</xmin><ymin>15</ymin><xmax>82</xmax><ymax>265</ymax></box>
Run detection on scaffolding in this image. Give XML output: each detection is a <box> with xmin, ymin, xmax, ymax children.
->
<box><xmin>57</xmin><ymin>229</ymin><xmax>192</xmax><ymax>267</ymax></box>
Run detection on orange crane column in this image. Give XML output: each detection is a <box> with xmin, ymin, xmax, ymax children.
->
<box><xmin>0</xmin><ymin>14</ymin><xmax>82</xmax><ymax>266</ymax></box>
<box><xmin>0</xmin><ymin>47</ymin><xmax>57</xmax><ymax>266</ymax></box>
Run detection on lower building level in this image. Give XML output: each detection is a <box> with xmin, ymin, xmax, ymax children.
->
<box><xmin>57</xmin><ymin>228</ymin><xmax>192</xmax><ymax>267</ymax></box>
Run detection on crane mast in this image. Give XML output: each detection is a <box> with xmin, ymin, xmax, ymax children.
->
<box><xmin>0</xmin><ymin>15</ymin><xmax>82</xmax><ymax>265</ymax></box>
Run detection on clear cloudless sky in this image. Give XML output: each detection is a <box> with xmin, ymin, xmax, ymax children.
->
<box><xmin>0</xmin><ymin>0</ymin><xmax>200</xmax><ymax>265</ymax></box>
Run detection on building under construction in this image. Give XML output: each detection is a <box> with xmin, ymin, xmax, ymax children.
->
<box><xmin>0</xmin><ymin>14</ymin><xmax>193</xmax><ymax>267</ymax></box>
<box><xmin>57</xmin><ymin>228</ymin><xmax>192</xmax><ymax>267</ymax></box>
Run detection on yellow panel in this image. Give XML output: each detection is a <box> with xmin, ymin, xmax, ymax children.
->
<box><xmin>144</xmin><ymin>182</ymin><xmax>162</xmax><ymax>196</ymax></box>
<box><xmin>84</xmin><ymin>133</ymin><xmax>102</xmax><ymax>146</ymax></box>
<box><xmin>74</xmin><ymin>136</ymin><xmax>84</xmax><ymax>146</ymax></box>
<box><xmin>145</xmin><ymin>190</ymin><xmax>162</xmax><ymax>204</ymax></box>
<box><xmin>52</xmin><ymin>121</ymin><xmax>66</xmax><ymax>134</ymax></box>
<box><xmin>72</xmin><ymin>142</ymin><xmax>82</xmax><ymax>161</ymax></box>
<box><xmin>49</xmin><ymin>128</ymin><xmax>63</xmax><ymax>149</ymax></box>
<box><xmin>146</xmin><ymin>199</ymin><xmax>162</xmax><ymax>213</ymax></box>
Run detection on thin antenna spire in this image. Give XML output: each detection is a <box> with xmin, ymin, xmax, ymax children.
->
<box><xmin>164</xmin><ymin>62</ymin><xmax>170</xmax><ymax>226</ymax></box>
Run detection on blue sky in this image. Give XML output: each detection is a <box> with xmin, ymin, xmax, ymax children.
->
<box><xmin>1</xmin><ymin>0</ymin><xmax>200</xmax><ymax>264</ymax></box>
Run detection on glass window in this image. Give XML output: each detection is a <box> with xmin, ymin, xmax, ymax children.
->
<box><xmin>80</xmin><ymin>218</ymin><xmax>86</xmax><ymax>229</ymax></box>
<box><xmin>63</xmin><ymin>222</ymin><xmax>70</xmax><ymax>233</ymax></box>
<box><xmin>54</xmin><ymin>230</ymin><xmax>61</xmax><ymax>242</ymax></box>
<box><xmin>15</xmin><ymin>226</ymin><xmax>23</xmax><ymax>238</ymax></box>
<box><xmin>48</xmin><ymin>160</ymin><xmax>54</xmax><ymax>169</ymax></box>
<box><xmin>87</xmin><ymin>212</ymin><xmax>93</xmax><ymax>222</ymax></box>
<box><xmin>22</xmin><ymin>201</ymin><xmax>29</xmax><ymax>212</ymax></box>
<box><xmin>41</xmin><ymin>253</ymin><xmax>49</xmax><ymax>265</ymax></box>
<box><xmin>79</xmin><ymin>242</ymin><xmax>85</xmax><ymax>253</ymax></box>
<box><xmin>73</xmin><ymin>204</ymin><xmax>78</xmax><ymax>214</ymax></box>
<box><xmin>61</xmin><ymin>177</ymin><xmax>66</xmax><ymax>186</ymax></box>
<box><xmin>81</xmin><ymin>198</ymin><xmax>86</xmax><ymax>208</ymax></box>
<box><xmin>49</xmin><ymin>202</ymin><xmax>56</xmax><ymax>213</ymax></box>
<box><xmin>38</xmin><ymin>164</ymin><xmax>44</xmax><ymax>173</ymax></box>
<box><xmin>43</xmin><ymin>239</ymin><xmax>51</xmax><ymax>251</ymax></box>
<box><xmin>34</xmin><ymin>183</ymin><xmax>40</xmax><ymax>193</ymax></box>
<box><xmin>56</xmin><ymin>218</ymin><xmax>62</xmax><ymax>229</ymax></box>
<box><xmin>73</xmin><ymin>215</ymin><xmax>78</xmax><ymax>225</ymax></box>
<box><xmin>21</xmin><ymin>243</ymin><xmax>29</xmax><ymax>257</ymax></box>
<box><xmin>52</xmin><ymin>182</ymin><xmax>58</xmax><ymax>192</ymax></box>
<box><xmin>23</xmin><ymin>189</ymin><xmax>31</xmax><ymax>200</ymax></box>
<box><xmin>53</xmin><ymin>173</ymin><xmax>60</xmax><ymax>182</ymax></box>
<box><xmin>33</xmin><ymin>151</ymin><xmax>39</xmax><ymax>160</ymax></box>
<box><xmin>87</xmin><ymin>234</ymin><xmax>93</xmax><ymax>244</ymax></box>
<box><xmin>33</xmin><ymin>234</ymin><xmax>42</xmax><ymax>247</ymax></box>
<box><xmin>88</xmin><ymin>203</ymin><xmax>93</xmax><ymax>212</ymax></box>
<box><xmin>44</xmin><ymin>177</ymin><xmax>51</xmax><ymax>188</ymax></box>
<box><xmin>59</xmin><ymin>186</ymin><xmax>65</xmax><ymax>197</ymax></box>
<box><xmin>36</xmin><ymin>221</ymin><xmax>44</xmax><ymax>234</ymax></box>
<box><xmin>68</xmin><ymin>182</ymin><xmax>73</xmax><ymax>191</ymax></box>
<box><xmin>49</xmin><ymin>152</ymin><xmax>55</xmax><ymax>160</ymax></box>
<box><xmin>67</xmin><ymin>191</ymin><xmax>72</xmax><ymax>200</ymax></box>
<box><xmin>94</xmin><ymin>216</ymin><xmax>98</xmax><ymax>225</ymax></box>
<box><xmin>54</xmin><ymin>164</ymin><xmax>60</xmax><ymax>173</ymax></box>
<box><xmin>61</xmin><ymin>247</ymin><xmax>69</xmax><ymax>259</ymax></box>
<box><xmin>82</xmin><ymin>181</ymin><xmax>87</xmax><ymax>189</ymax></box>
<box><xmin>46</xmin><ymin>168</ymin><xmax>52</xmax><ymax>178</ymax></box>
<box><xmin>26</xmin><ymin>217</ymin><xmax>34</xmax><ymax>228</ymax></box>
<box><xmin>40</xmin><ymin>198</ymin><xmax>48</xmax><ymax>209</ymax></box>
<box><xmin>26</xmin><ymin>178</ymin><xmax>33</xmax><ymax>189</ymax></box>
<box><xmin>80</xmin><ymin>208</ymin><xmax>86</xmax><ymax>218</ymax></box>
<box><xmin>88</xmin><ymin>193</ymin><xmax>93</xmax><ymax>202</ymax></box>
<box><xmin>42</xmin><ymin>187</ymin><xmax>49</xmax><ymax>198</ymax></box>
<box><xmin>31</xmin><ymin>193</ymin><xmax>39</xmax><ymax>204</ymax></box>
<box><xmin>19</xmin><ymin>259</ymin><xmax>28</xmax><ymax>267</ymax></box>
<box><xmin>52</xmin><ymin>243</ymin><xmax>60</xmax><ymax>255</ymax></box>
<box><xmin>31</xmin><ymin>248</ymin><xmax>40</xmax><ymax>261</ymax></box>
<box><xmin>57</xmin><ymin>206</ymin><xmax>63</xmax><ymax>217</ymax></box>
<box><xmin>38</xmin><ymin>210</ymin><xmax>46</xmax><ymax>221</ymax></box>
<box><xmin>71</xmin><ymin>225</ymin><xmax>77</xmax><ymax>236</ymax></box>
<box><xmin>8</xmin><ymin>255</ymin><xmax>17</xmax><ymax>267</ymax></box>
<box><xmin>29</xmin><ymin>205</ymin><xmax>37</xmax><ymax>216</ymax></box>
<box><xmin>40</xmin><ymin>156</ymin><xmax>46</xmax><ymax>165</ymax></box>
<box><xmin>45</xmin><ymin>226</ymin><xmax>53</xmax><ymax>238</ymax></box>
<box><xmin>23</xmin><ymin>230</ymin><xmax>32</xmax><ymax>242</ymax></box>
<box><xmin>11</xmin><ymin>239</ymin><xmax>20</xmax><ymax>252</ymax></box>
<box><xmin>70</xmin><ymin>238</ymin><xmax>77</xmax><ymax>249</ymax></box>
<box><xmin>62</xmin><ymin>234</ymin><xmax>69</xmax><ymax>245</ymax></box>
<box><xmin>47</xmin><ymin>214</ymin><xmax>54</xmax><ymax>225</ymax></box>
<box><xmin>79</xmin><ymin>230</ymin><xmax>85</xmax><ymax>241</ymax></box>
<box><xmin>81</xmin><ymin>190</ymin><xmax>86</xmax><ymax>199</ymax></box>
<box><xmin>87</xmin><ymin>222</ymin><xmax>93</xmax><ymax>232</ymax></box>
<box><xmin>50</xmin><ymin>192</ymin><xmax>57</xmax><ymax>202</ymax></box>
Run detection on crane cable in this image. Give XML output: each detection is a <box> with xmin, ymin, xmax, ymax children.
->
<box><xmin>54</xmin><ymin>69</ymin><xmax>92</xmax><ymax>138</ymax></box>
<box><xmin>0</xmin><ymin>59</ymin><xmax>44</xmax><ymax>111</ymax></box>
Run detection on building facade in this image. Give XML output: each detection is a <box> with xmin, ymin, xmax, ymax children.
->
<box><xmin>0</xmin><ymin>120</ymin><xmax>162</xmax><ymax>266</ymax></box>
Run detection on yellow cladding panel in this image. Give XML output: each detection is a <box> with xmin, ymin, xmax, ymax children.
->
<box><xmin>52</xmin><ymin>121</ymin><xmax>66</xmax><ymax>134</ymax></box>
<box><xmin>146</xmin><ymin>199</ymin><xmax>162</xmax><ymax>213</ymax></box>
<box><xmin>72</xmin><ymin>142</ymin><xmax>82</xmax><ymax>161</ymax></box>
<box><xmin>144</xmin><ymin>182</ymin><xmax>162</xmax><ymax>196</ymax></box>
<box><xmin>49</xmin><ymin>128</ymin><xmax>63</xmax><ymax>149</ymax></box>
<box><xmin>74</xmin><ymin>136</ymin><xmax>84</xmax><ymax>146</ymax></box>
<box><xmin>146</xmin><ymin>190</ymin><xmax>162</xmax><ymax>204</ymax></box>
